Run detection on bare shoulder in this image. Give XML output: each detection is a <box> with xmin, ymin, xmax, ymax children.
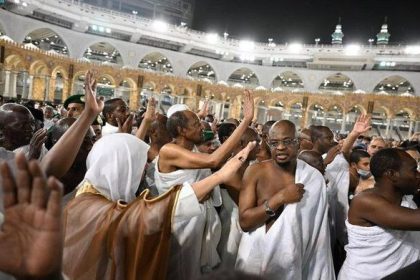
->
<box><xmin>245</xmin><ymin>160</ymin><xmax>272</xmax><ymax>176</ymax></box>
<box><xmin>350</xmin><ymin>188</ymin><xmax>388</xmax><ymax>215</ymax></box>
<box><xmin>159</xmin><ymin>143</ymin><xmax>182</xmax><ymax>157</ymax></box>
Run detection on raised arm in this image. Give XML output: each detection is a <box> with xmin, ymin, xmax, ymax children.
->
<box><xmin>190</xmin><ymin>141</ymin><xmax>256</xmax><ymax>201</ymax></box>
<box><xmin>41</xmin><ymin>71</ymin><xmax>104</xmax><ymax>178</ymax></box>
<box><xmin>342</xmin><ymin>114</ymin><xmax>371</xmax><ymax>158</ymax></box>
<box><xmin>350</xmin><ymin>193</ymin><xmax>420</xmax><ymax>230</ymax></box>
<box><xmin>160</xmin><ymin>90</ymin><xmax>254</xmax><ymax>169</ymax></box>
<box><xmin>135</xmin><ymin>97</ymin><xmax>156</xmax><ymax>141</ymax></box>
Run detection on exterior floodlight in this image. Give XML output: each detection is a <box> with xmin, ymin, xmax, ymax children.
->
<box><xmin>98</xmin><ymin>26</ymin><xmax>105</xmax><ymax>33</ymax></box>
<box><xmin>239</xmin><ymin>40</ymin><xmax>255</xmax><ymax>51</ymax></box>
<box><xmin>152</xmin><ymin>20</ymin><xmax>169</xmax><ymax>32</ymax></box>
<box><xmin>206</xmin><ymin>33</ymin><xmax>219</xmax><ymax>44</ymax></box>
<box><xmin>91</xmin><ymin>25</ymin><xmax>98</xmax><ymax>31</ymax></box>
<box><xmin>345</xmin><ymin>44</ymin><xmax>361</xmax><ymax>55</ymax></box>
<box><xmin>105</xmin><ymin>28</ymin><xmax>111</xmax><ymax>33</ymax></box>
<box><xmin>288</xmin><ymin>43</ymin><xmax>303</xmax><ymax>53</ymax></box>
<box><xmin>405</xmin><ymin>45</ymin><xmax>420</xmax><ymax>55</ymax></box>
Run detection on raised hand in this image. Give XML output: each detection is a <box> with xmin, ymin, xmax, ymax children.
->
<box><xmin>0</xmin><ymin>153</ymin><xmax>63</xmax><ymax>279</ymax></box>
<box><xmin>84</xmin><ymin>70</ymin><xmax>104</xmax><ymax>117</ymax></box>
<box><xmin>352</xmin><ymin>114</ymin><xmax>372</xmax><ymax>135</ymax></box>
<box><xmin>197</xmin><ymin>100</ymin><xmax>209</xmax><ymax>119</ymax></box>
<box><xmin>275</xmin><ymin>183</ymin><xmax>305</xmax><ymax>204</ymax></box>
<box><xmin>215</xmin><ymin>141</ymin><xmax>257</xmax><ymax>183</ymax></box>
<box><xmin>143</xmin><ymin>97</ymin><xmax>157</xmax><ymax>122</ymax></box>
<box><xmin>28</xmin><ymin>128</ymin><xmax>47</xmax><ymax>160</ymax></box>
<box><xmin>117</xmin><ymin>113</ymin><xmax>134</xmax><ymax>134</ymax></box>
<box><xmin>242</xmin><ymin>90</ymin><xmax>255</xmax><ymax>123</ymax></box>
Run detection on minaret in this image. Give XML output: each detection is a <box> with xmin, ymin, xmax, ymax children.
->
<box><xmin>331</xmin><ymin>17</ymin><xmax>344</xmax><ymax>45</ymax></box>
<box><xmin>376</xmin><ymin>17</ymin><xmax>391</xmax><ymax>45</ymax></box>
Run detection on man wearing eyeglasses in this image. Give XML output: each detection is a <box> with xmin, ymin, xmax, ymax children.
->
<box><xmin>236</xmin><ymin>120</ymin><xmax>334</xmax><ymax>279</ymax></box>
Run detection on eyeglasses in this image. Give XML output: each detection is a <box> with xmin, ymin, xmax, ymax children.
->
<box><xmin>267</xmin><ymin>138</ymin><xmax>299</xmax><ymax>149</ymax></box>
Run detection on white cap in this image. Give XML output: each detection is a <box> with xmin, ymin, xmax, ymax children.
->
<box><xmin>167</xmin><ymin>104</ymin><xmax>191</xmax><ymax>118</ymax></box>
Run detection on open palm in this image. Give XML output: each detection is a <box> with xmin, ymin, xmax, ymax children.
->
<box><xmin>0</xmin><ymin>154</ymin><xmax>63</xmax><ymax>279</ymax></box>
<box><xmin>352</xmin><ymin>114</ymin><xmax>372</xmax><ymax>134</ymax></box>
<box><xmin>84</xmin><ymin>70</ymin><xmax>104</xmax><ymax>116</ymax></box>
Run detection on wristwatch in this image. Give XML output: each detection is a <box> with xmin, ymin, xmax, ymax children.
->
<box><xmin>264</xmin><ymin>200</ymin><xmax>276</xmax><ymax>217</ymax></box>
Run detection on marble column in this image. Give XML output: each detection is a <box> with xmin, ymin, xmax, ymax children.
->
<box><xmin>27</xmin><ymin>75</ymin><xmax>34</xmax><ymax>100</ymax></box>
<box><xmin>341</xmin><ymin>113</ymin><xmax>347</xmax><ymax>133</ymax></box>
<box><xmin>3</xmin><ymin>70</ymin><xmax>11</xmax><ymax>98</ymax></box>
<box><xmin>10</xmin><ymin>72</ymin><xmax>18</xmax><ymax>98</ymax></box>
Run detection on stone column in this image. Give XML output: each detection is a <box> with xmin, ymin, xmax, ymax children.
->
<box><xmin>385</xmin><ymin>119</ymin><xmax>391</xmax><ymax>138</ymax></box>
<box><xmin>10</xmin><ymin>72</ymin><xmax>18</xmax><ymax>99</ymax></box>
<box><xmin>21</xmin><ymin>71</ymin><xmax>28</xmax><ymax>99</ymax></box>
<box><xmin>300</xmin><ymin>109</ymin><xmax>308</xmax><ymax>129</ymax></box>
<box><xmin>3</xmin><ymin>70</ymin><xmax>11</xmax><ymax>98</ymax></box>
<box><xmin>44</xmin><ymin>76</ymin><xmax>51</xmax><ymax>101</ymax></box>
<box><xmin>341</xmin><ymin>113</ymin><xmax>347</xmax><ymax>133</ymax></box>
<box><xmin>408</xmin><ymin>120</ymin><xmax>414</xmax><ymax>138</ymax></box>
<box><xmin>27</xmin><ymin>75</ymin><xmax>34</xmax><ymax>100</ymax></box>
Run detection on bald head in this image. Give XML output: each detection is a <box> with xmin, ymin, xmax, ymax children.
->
<box><xmin>269</xmin><ymin>120</ymin><xmax>297</xmax><ymax>139</ymax></box>
<box><xmin>298</xmin><ymin>150</ymin><xmax>325</xmax><ymax>175</ymax></box>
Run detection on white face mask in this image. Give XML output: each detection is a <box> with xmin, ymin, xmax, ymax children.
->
<box><xmin>357</xmin><ymin>169</ymin><xmax>371</xmax><ymax>179</ymax></box>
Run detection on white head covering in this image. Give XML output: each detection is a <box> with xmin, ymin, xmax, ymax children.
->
<box><xmin>167</xmin><ymin>104</ymin><xmax>190</xmax><ymax>118</ymax></box>
<box><xmin>83</xmin><ymin>133</ymin><xmax>149</xmax><ymax>203</ymax></box>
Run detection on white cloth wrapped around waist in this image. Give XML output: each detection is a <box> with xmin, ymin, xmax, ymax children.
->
<box><xmin>338</xmin><ymin>196</ymin><xmax>420</xmax><ymax>280</ymax></box>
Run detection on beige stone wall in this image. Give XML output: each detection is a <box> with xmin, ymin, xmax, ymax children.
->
<box><xmin>1</xmin><ymin>40</ymin><xmax>419</xmax><ymax>127</ymax></box>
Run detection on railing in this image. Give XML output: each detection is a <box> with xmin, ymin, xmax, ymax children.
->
<box><xmin>22</xmin><ymin>0</ymin><xmax>416</xmax><ymax>57</ymax></box>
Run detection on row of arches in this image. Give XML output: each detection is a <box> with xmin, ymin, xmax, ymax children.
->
<box><xmin>1</xmin><ymin>52</ymin><xmax>418</xmax><ymax>139</ymax></box>
<box><xmin>1</xmin><ymin>27</ymin><xmax>416</xmax><ymax>95</ymax></box>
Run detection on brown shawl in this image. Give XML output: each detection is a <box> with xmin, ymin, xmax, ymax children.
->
<box><xmin>63</xmin><ymin>183</ymin><xmax>181</xmax><ymax>280</ymax></box>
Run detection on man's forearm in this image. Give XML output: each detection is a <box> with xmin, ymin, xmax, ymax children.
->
<box><xmin>41</xmin><ymin>112</ymin><xmax>96</xmax><ymax>178</ymax></box>
<box><xmin>210</xmin><ymin>119</ymin><xmax>250</xmax><ymax>166</ymax></box>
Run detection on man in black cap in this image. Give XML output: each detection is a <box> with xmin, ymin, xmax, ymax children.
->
<box><xmin>63</xmin><ymin>94</ymin><xmax>85</xmax><ymax>118</ymax></box>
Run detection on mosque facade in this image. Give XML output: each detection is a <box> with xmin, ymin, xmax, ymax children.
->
<box><xmin>0</xmin><ymin>0</ymin><xmax>419</xmax><ymax>139</ymax></box>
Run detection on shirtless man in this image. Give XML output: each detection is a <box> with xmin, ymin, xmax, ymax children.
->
<box><xmin>239</xmin><ymin>120</ymin><xmax>305</xmax><ymax>232</ymax></box>
<box><xmin>237</xmin><ymin>120</ymin><xmax>334</xmax><ymax>278</ymax></box>
<box><xmin>339</xmin><ymin>148</ymin><xmax>420</xmax><ymax>279</ymax></box>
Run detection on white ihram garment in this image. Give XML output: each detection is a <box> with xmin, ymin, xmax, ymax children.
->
<box><xmin>338</xmin><ymin>196</ymin><xmax>420</xmax><ymax>280</ymax></box>
<box><xmin>235</xmin><ymin>160</ymin><xmax>335</xmax><ymax>280</ymax></box>
<box><xmin>154</xmin><ymin>156</ymin><xmax>222</xmax><ymax>279</ymax></box>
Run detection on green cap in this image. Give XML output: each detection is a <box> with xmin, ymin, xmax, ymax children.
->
<box><xmin>63</xmin><ymin>94</ymin><xmax>85</xmax><ymax>109</ymax></box>
<box><xmin>202</xmin><ymin>130</ymin><xmax>215</xmax><ymax>142</ymax></box>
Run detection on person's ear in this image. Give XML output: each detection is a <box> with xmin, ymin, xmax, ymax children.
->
<box><xmin>351</xmin><ymin>162</ymin><xmax>357</xmax><ymax>169</ymax></box>
<box><xmin>386</xmin><ymin>169</ymin><xmax>399</xmax><ymax>181</ymax></box>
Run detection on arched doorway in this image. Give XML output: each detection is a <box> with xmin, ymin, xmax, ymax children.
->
<box><xmin>186</xmin><ymin>61</ymin><xmax>217</xmax><ymax>82</ymax></box>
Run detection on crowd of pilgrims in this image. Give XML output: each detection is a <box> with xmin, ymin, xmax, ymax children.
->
<box><xmin>0</xmin><ymin>70</ymin><xmax>419</xmax><ymax>280</ymax></box>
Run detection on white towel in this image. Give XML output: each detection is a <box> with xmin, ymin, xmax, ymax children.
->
<box><xmin>338</xmin><ymin>196</ymin><xmax>420</xmax><ymax>280</ymax></box>
<box><xmin>325</xmin><ymin>153</ymin><xmax>350</xmax><ymax>246</ymax></box>
<box><xmin>236</xmin><ymin>160</ymin><xmax>335</xmax><ymax>280</ymax></box>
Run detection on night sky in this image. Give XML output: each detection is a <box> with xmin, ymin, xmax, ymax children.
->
<box><xmin>192</xmin><ymin>0</ymin><xmax>420</xmax><ymax>45</ymax></box>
